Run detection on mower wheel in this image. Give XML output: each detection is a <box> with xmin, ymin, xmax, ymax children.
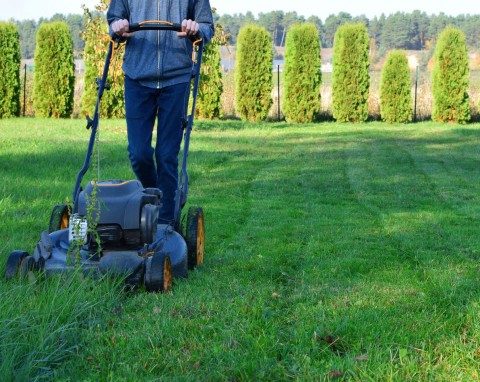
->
<box><xmin>4</xmin><ymin>251</ymin><xmax>29</xmax><ymax>280</ymax></box>
<box><xmin>49</xmin><ymin>204</ymin><xmax>70</xmax><ymax>233</ymax></box>
<box><xmin>36</xmin><ymin>257</ymin><xmax>46</xmax><ymax>272</ymax></box>
<box><xmin>20</xmin><ymin>256</ymin><xmax>36</xmax><ymax>278</ymax></box>
<box><xmin>146</xmin><ymin>252</ymin><xmax>172</xmax><ymax>293</ymax></box>
<box><xmin>186</xmin><ymin>206</ymin><xmax>205</xmax><ymax>270</ymax></box>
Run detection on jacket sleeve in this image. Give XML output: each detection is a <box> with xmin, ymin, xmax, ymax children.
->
<box><xmin>194</xmin><ymin>0</ymin><xmax>215</xmax><ymax>44</ymax></box>
<box><xmin>106</xmin><ymin>0</ymin><xmax>130</xmax><ymax>27</ymax></box>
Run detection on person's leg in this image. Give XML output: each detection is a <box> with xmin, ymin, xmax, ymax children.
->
<box><xmin>124</xmin><ymin>76</ymin><xmax>158</xmax><ymax>188</ymax></box>
<box><xmin>155</xmin><ymin>82</ymin><xmax>189</xmax><ymax>224</ymax></box>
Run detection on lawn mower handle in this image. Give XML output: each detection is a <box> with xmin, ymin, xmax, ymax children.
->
<box><xmin>109</xmin><ymin>22</ymin><xmax>183</xmax><ymax>41</ymax></box>
<box><xmin>74</xmin><ymin>21</ymin><xmax>203</xmax><ymax>218</ymax></box>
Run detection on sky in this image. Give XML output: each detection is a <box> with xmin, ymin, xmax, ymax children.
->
<box><xmin>0</xmin><ymin>0</ymin><xmax>477</xmax><ymax>22</ymax></box>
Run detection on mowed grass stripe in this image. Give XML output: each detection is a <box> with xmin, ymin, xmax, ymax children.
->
<box><xmin>290</xmin><ymin>125</ymin><xmax>480</xmax><ymax>380</ymax></box>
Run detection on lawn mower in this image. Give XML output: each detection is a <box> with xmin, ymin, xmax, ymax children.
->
<box><xmin>3</xmin><ymin>21</ymin><xmax>205</xmax><ymax>292</ymax></box>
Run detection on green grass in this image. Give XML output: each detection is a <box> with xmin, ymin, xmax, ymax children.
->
<box><xmin>1</xmin><ymin>118</ymin><xmax>480</xmax><ymax>381</ymax></box>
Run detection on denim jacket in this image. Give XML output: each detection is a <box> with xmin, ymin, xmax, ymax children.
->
<box><xmin>107</xmin><ymin>0</ymin><xmax>214</xmax><ymax>89</ymax></box>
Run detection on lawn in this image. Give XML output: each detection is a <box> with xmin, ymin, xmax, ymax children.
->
<box><xmin>1</xmin><ymin>118</ymin><xmax>480</xmax><ymax>381</ymax></box>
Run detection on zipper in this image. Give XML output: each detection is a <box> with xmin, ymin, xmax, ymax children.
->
<box><xmin>157</xmin><ymin>0</ymin><xmax>161</xmax><ymax>88</ymax></box>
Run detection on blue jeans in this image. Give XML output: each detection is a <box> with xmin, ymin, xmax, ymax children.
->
<box><xmin>124</xmin><ymin>76</ymin><xmax>189</xmax><ymax>224</ymax></box>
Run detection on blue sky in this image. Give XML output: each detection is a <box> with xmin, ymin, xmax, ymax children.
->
<box><xmin>1</xmin><ymin>0</ymin><xmax>476</xmax><ymax>21</ymax></box>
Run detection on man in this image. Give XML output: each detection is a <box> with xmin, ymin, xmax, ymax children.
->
<box><xmin>107</xmin><ymin>0</ymin><xmax>214</xmax><ymax>224</ymax></box>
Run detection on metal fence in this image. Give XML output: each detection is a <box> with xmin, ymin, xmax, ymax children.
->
<box><xmin>20</xmin><ymin>63</ymin><xmax>480</xmax><ymax>121</ymax></box>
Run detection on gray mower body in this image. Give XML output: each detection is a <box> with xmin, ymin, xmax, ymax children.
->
<box><xmin>30</xmin><ymin>180</ymin><xmax>188</xmax><ymax>288</ymax></box>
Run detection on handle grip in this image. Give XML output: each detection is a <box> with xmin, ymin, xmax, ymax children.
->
<box><xmin>129</xmin><ymin>22</ymin><xmax>182</xmax><ymax>32</ymax></box>
<box><xmin>110</xmin><ymin>21</ymin><xmax>182</xmax><ymax>41</ymax></box>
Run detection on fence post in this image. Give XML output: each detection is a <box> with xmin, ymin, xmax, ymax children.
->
<box><xmin>23</xmin><ymin>64</ymin><xmax>27</xmax><ymax>117</ymax></box>
<box><xmin>413</xmin><ymin>65</ymin><xmax>418</xmax><ymax>122</ymax></box>
<box><xmin>277</xmin><ymin>65</ymin><xmax>280</xmax><ymax>121</ymax></box>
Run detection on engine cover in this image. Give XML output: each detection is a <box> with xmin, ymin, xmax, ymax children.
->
<box><xmin>76</xmin><ymin>180</ymin><xmax>162</xmax><ymax>248</ymax></box>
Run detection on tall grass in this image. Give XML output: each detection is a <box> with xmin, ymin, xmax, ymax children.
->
<box><xmin>0</xmin><ymin>274</ymin><xmax>124</xmax><ymax>380</ymax></box>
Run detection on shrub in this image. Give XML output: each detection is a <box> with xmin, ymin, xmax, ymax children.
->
<box><xmin>0</xmin><ymin>22</ymin><xmax>21</xmax><ymax>118</ymax></box>
<box><xmin>33</xmin><ymin>22</ymin><xmax>75</xmax><ymax>118</ymax></box>
<box><xmin>196</xmin><ymin>11</ymin><xmax>228</xmax><ymax>120</ymax></box>
<box><xmin>81</xmin><ymin>1</ymin><xmax>125</xmax><ymax>119</ymax></box>
<box><xmin>282</xmin><ymin>23</ymin><xmax>321</xmax><ymax>123</ymax></box>
<box><xmin>196</xmin><ymin>42</ymin><xmax>223</xmax><ymax>120</ymax></box>
<box><xmin>380</xmin><ymin>50</ymin><xmax>413</xmax><ymax>123</ymax></box>
<box><xmin>235</xmin><ymin>24</ymin><xmax>273</xmax><ymax>122</ymax></box>
<box><xmin>332</xmin><ymin>23</ymin><xmax>370</xmax><ymax>122</ymax></box>
<box><xmin>431</xmin><ymin>26</ymin><xmax>470</xmax><ymax>124</ymax></box>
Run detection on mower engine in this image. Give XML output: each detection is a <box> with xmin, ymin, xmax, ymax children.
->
<box><xmin>72</xmin><ymin>180</ymin><xmax>162</xmax><ymax>250</ymax></box>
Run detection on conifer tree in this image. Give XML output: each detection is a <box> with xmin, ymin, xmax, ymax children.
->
<box><xmin>380</xmin><ymin>50</ymin><xmax>412</xmax><ymax>123</ymax></box>
<box><xmin>332</xmin><ymin>23</ymin><xmax>370</xmax><ymax>122</ymax></box>
<box><xmin>33</xmin><ymin>22</ymin><xmax>75</xmax><ymax>118</ymax></box>
<box><xmin>283</xmin><ymin>23</ymin><xmax>321</xmax><ymax>123</ymax></box>
<box><xmin>0</xmin><ymin>22</ymin><xmax>21</xmax><ymax>118</ymax></box>
<box><xmin>431</xmin><ymin>26</ymin><xmax>470</xmax><ymax>123</ymax></box>
<box><xmin>235</xmin><ymin>24</ymin><xmax>273</xmax><ymax>122</ymax></box>
<box><xmin>196</xmin><ymin>9</ymin><xmax>228</xmax><ymax>120</ymax></box>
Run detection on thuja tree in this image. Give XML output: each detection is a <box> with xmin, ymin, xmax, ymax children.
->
<box><xmin>196</xmin><ymin>11</ymin><xmax>227</xmax><ymax>120</ymax></box>
<box><xmin>235</xmin><ymin>24</ymin><xmax>273</xmax><ymax>122</ymax></box>
<box><xmin>82</xmin><ymin>0</ymin><xmax>125</xmax><ymax>119</ymax></box>
<box><xmin>33</xmin><ymin>22</ymin><xmax>75</xmax><ymax>118</ymax></box>
<box><xmin>0</xmin><ymin>22</ymin><xmax>21</xmax><ymax>118</ymax></box>
<box><xmin>431</xmin><ymin>26</ymin><xmax>470</xmax><ymax>124</ymax></box>
<box><xmin>332</xmin><ymin>23</ymin><xmax>370</xmax><ymax>123</ymax></box>
<box><xmin>282</xmin><ymin>23</ymin><xmax>321</xmax><ymax>123</ymax></box>
<box><xmin>380</xmin><ymin>50</ymin><xmax>412</xmax><ymax>123</ymax></box>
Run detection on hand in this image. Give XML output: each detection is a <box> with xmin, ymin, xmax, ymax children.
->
<box><xmin>111</xmin><ymin>19</ymin><xmax>133</xmax><ymax>38</ymax></box>
<box><xmin>177</xmin><ymin>19</ymin><xmax>199</xmax><ymax>38</ymax></box>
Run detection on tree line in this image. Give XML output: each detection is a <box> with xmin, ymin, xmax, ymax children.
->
<box><xmin>1</xmin><ymin>18</ymin><xmax>323</xmax><ymax>121</ymax></box>
<box><xmin>0</xmin><ymin>8</ymin><xmax>475</xmax><ymax>124</ymax></box>
<box><xmin>11</xmin><ymin>10</ymin><xmax>480</xmax><ymax>60</ymax></box>
<box><xmin>216</xmin><ymin>10</ymin><xmax>480</xmax><ymax>52</ymax></box>
<box><xmin>13</xmin><ymin>12</ymin><xmax>95</xmax><ymax>59</ymax></box>
<box><xmin>234</xmin><ymin>22</ymin><xmax>472</xmax><ymax>124</ymax></box>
